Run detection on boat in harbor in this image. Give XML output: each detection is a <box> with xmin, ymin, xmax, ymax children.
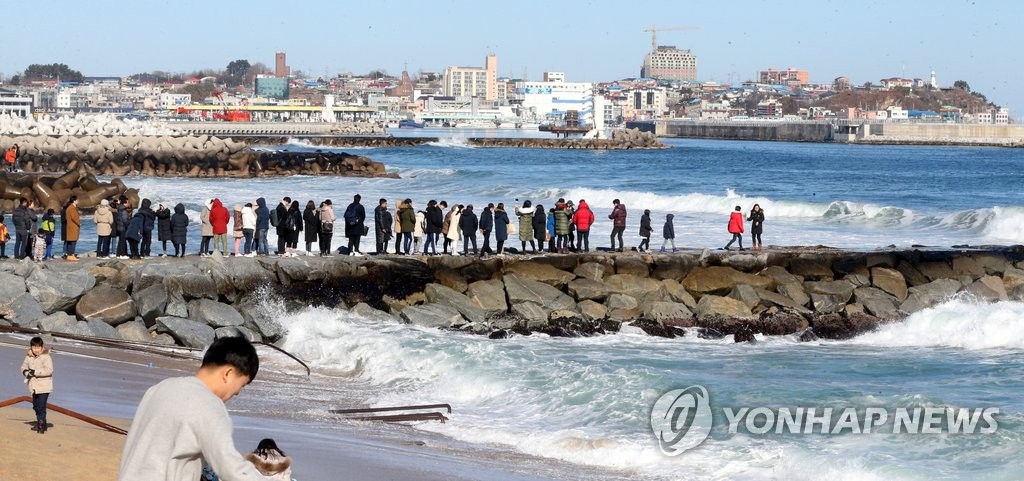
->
<box><xmin>398</xmin><ymin>119</ymin><xmax>424</xmax><ymax>128</ymax></box>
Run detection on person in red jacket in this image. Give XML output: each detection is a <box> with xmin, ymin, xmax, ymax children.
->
<box><xmin>724</xmin><ymin>205</ymin><xmax>745</xmax><ymax>251</ymax></box>
<box><xmin>572</xmin><ymin>199</ymin><xmax>595</xmax><ymax>252</ymax></box>
<box><xmin>209</xmin><ymin>198</ymin><xmax>231</xmax><ymax>256</ymax></box>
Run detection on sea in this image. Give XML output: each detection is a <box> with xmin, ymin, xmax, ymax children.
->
<box><xmin>76</xmin><ymin>131</ymin><xmax>1024</xmax><ymax>479</ymax></box>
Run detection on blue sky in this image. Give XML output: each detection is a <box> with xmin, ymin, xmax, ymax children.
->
<box><xmin>2</xmin><ymin>0</ymin><xmax>1020</xmax><ymax>116</ymax></box>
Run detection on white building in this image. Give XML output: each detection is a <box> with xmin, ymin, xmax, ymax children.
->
<box><xmin>56</xmin><ymin>90</ymin><xmax>90</xmax><ymax>110</ymax></box>
<box><xmin>698</xmin><ymin>99</ymin><xmax>731</xmax><ymax>120</ymax></box>
<box><xmin>994</xmin><ymin>108</ymin><xmax>1009</xmax><ymax>124</ymax></box>
<box><xmin>886</xmin><ymin>106</ymin><xmax>908</xmax><ymax>121</ymax></box>
<box><xmin>159</xmin><ymin>93</ymin><xmax>192</xmax><ymax>109</ymax></box>
<box><xmin>515</xmin><ymin>76</ymin><xmax>594</xmax><ymax>122</ymax></box>
<box><xmin>443</xmin><ymin>54</ymin><xmax>498</xmax><ymax>101</ymax></box>
<box><xmin>0</xmin><ymin>89</ymin><xmax>33</xmax><ymax>117</ymax></box>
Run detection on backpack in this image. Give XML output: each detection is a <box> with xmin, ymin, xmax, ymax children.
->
<box><xmin>270</xmin><ymin>208</ymin><xmax>280</xmax><ymax>227</ymax></box>
<box><xmin>41</xmin><ymin>219</ymin><xmax>55</xmax><ymax>234</ymax></box>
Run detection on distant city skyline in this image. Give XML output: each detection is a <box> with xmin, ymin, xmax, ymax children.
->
<box><xmin>2</xmin><ymin>0</ymin><xmax>1020</xmax><ymax>117</ymax></box>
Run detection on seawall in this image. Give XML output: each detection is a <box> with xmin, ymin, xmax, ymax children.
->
<box><xmin>3</xmin><ymin>247</ymin><xmax>1023</xmax><ymax>347</ymax></box>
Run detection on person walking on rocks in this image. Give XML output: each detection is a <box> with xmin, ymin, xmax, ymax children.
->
<box><xmin>460</xmin><ymin>204</ymin><xmax>478</xmax><ymax>256</ymax></box>
<box><xmin>343</xmin><ymin>194</ymin><xmax>366</xmax><ymax>256</ymax></box>
<box><xmin>170</xmin><ymin>203</ymin><xmax>189</xmax><ymax>257</ymax></box>
<box><xmin>318</xmin><ymin>199</ymin><xmax>335</xmax><ymax>256</ymax></box>
<box><xmin>303</xmin><ymin>200</ymin><xmax>320</xmax><ymax>254</ymax></box>
<box><xmin>62</xmin><ymin>196</ymin><xmax>80</xmax><ymax>261</ymax></box>
<box><xmin>233</xmin><ymin>204</ymin><xmax>246</xmax><ymax>256</ymax></box>
<box><xmin>516</xmin><ymin>200</ymin><xmax>537</xmax><ymax>253</ymax></box>
<box><xmin>156</xmin><ymin>203</ymin><xmax>172</xmax><ymax>257</ymax></box>
<box><xmin>747</xmin><ymin>204</ymin><xmax>765</xmax><ymax>251</ymax></box>
<box><xmin>494</xmin><ymin>202</ymin><xmax>510</xmax><ymax>255</ymax></box>
<box><xmin>608</xmin><ymin>199</ymin><xmax>627</xmax><ymax>252</ymax></box>
<box><xmin>93</xmin><ymin>199</ymin><xmax>114</xmax><ymax>258</ymax></box>
<box><xmin>724</xmin><ymin>205</ymin><xmax>745</xmax><ymax>251</ymax></box>
<box><xmin>40</xmin><ymin>209</ymin><xmax>56</xmax><ymax>260</ymax></box>
<box><xmin>199</xmin><ymin>199</ymin><xmax>214</xmax><ymax>256</ymax></box>
<box><xmin>398</xmin><ymin>199</ymin><xmax>416</xmax><ymax>255</ymax></box>
<box><xmin>255</xmin><ymin>197</ymin><xmax>270</xmax><ymax>256</ymax></box>
<box><xmin>139</xmin><ymin>199</ymin><xmax>156</xmax><ymax>257</ymax></box>
<box><xmin>661</xmin><ymin>213</ymin><xmax>677</xmax><ymax>253</ymax></box>
<box><xmin>374</xmin><ymin>198</ymin><xmax>393</xmax><ymax>255</ymax></box>
<box><xmin>479</xmin><ymin>203</ymin><xmax>494</xmax><ymax>256</ymax></box>
<box><xmin>20</xmin><ymin>337</ymin><xmax>53</xmax><ymax>434</ymax></box>
<box><xmin>573</xmin><ymin>200</ymin><xmax>595</xmax><ymax>252</ymax></box>
<box><xmin>274</xmin><ymin>197</ymin><xmax>290</xmax><ymax>255</ymax></box>
<box><xmin>210</xmin><ymin>198</ymin><xmax>230</xmax><ymax>256</ymax></box>
<box><xmin>638</xmin><ymin>209</ymin><xmax>652</xmax><ymax>252</ymax></box>
<box><xmin>285</xmin><ymin>200</ymin><xmax>302</xmax><ymax>256</ymax></box>
<box><xmin>241</xmin><ymin>203</ymin><xmax>256</xmax><ymax>256</ymax></box>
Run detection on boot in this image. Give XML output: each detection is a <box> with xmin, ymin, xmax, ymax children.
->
<box><xmin>36</xmin><ymin>420</ymin><xmax>44</xmax><ymax>433</ymax></box>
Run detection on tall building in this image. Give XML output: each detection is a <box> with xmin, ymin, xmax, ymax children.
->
<box><xmin>758</xmin><ymin>68</ymin><xmax>809</xmax><ymax>86</ymax></box>
<box><xmin>641</xmin><ymin>46</ymin><xmax>697</xmax><ymax>82</ymax></box>
<box><xmin>255</xmin><ymin>76</ymin><xmax>289</xmax><ymax>99</ymax></box>
<box><xmin>275</xmin><ymin>51</ymin><xmax>290</xmax><ymax>78</ymax></box>
<box><xmin>443</xmin><ymin>54</ymin><xmax>498</xmax><ymax>101</ymax></box>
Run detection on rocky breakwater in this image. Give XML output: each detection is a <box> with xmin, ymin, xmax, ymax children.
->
<box><xmin>0</xmin><ymin>134</ymin><xmax>392</xmax><ymax>178</ymax></box>
<box><xmin>3</xmin><ymin>247</ymin><xmax>1023</xmax><ymax>348</ymax></box>
<box><xmin>469</xmin><ymin>128</ymin><xmax>666</xmax><ymax>149</ymax></box>
<box><xmin>0</xmin><ymin>168</ymin><xmax>137</xmax><ymax>213</ymax></box>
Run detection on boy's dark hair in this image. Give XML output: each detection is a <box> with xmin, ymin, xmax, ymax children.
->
<box><xmin>30</xmin><ymin>336</ymin><xmax>44</xmax><ymax>347</ymax></box>
<box><xmin>201</xmin><ymin>336</ymin><xmax>259</xmax><ymax>381</ymax></box>
<box><xmin>379</xmin><ymin>198</ymin><xmax>387</xmax><ymax>206</ymax></box>
<box><xmin>255</xmin><ymin>438</ymin><xmax>285</xmax><ymax>457</ymax></box>
<box><xmin>734</xmin><ymin>206</ymin><xmax>742</xmax><ymax>211</ymax></box>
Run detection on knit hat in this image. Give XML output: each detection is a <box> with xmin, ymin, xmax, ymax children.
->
<box><xmin>100</xmin><ymin>199</ymin><xmax>109</xmax><ymax>206</ymax></box>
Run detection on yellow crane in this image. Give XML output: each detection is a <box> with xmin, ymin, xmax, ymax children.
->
<box><xmin>643</xmin><ymin>24</ymin><xmax>699</xmax><ymax>52</ymax></box>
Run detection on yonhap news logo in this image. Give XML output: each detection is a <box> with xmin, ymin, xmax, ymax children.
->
<box><xmin>650</xmin><ymin>385</ymin><xmax>1000</xmax><ymax>456</ymax></box>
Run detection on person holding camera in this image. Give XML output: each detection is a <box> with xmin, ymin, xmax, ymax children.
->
<box><xmin>20</xmin><ymin>337</ymin><xmax>54</xmax><ymax>434</ymax></box>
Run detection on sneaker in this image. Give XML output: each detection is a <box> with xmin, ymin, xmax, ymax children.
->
<box><xmin>118</xmin><ymin>255</ymin><xmax>130</xmax><ymax>259</ymax></box>
<box><xmin>108</xmin><ymin>254</ymin><xmax>116</xmax><ymax>259</ymax></box>
<box><xmin>66</xmin><ymin>255</ymin><xmax>79</xmax><ymax>262</ymax></box>
<box><xmin>353</xmin><ymin>251</ymin><xmax>364</xmax><ymax>257</ymax></box>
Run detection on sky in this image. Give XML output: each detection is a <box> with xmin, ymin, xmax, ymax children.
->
<box><xmin>2</xmin><ymin>0</ymin><xmax>1020</xmax><ymax>117</ymax></box>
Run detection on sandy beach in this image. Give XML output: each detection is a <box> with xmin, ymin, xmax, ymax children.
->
<box><xmin>0</xmin><ymin>334</ymin><xmax>621</xmax><ymax>481</ymax></box>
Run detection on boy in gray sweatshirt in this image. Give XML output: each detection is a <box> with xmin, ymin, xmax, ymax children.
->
<box><xmin>118</xmin><ymin>337</ymin><xmax>270</xmax><ymax>481</ymax></box>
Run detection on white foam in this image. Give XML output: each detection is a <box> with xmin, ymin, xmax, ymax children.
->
<box><xmin>850</xmin><ymin>299</ymin><xmax>1024</xmax><ymax>350</ymax></box>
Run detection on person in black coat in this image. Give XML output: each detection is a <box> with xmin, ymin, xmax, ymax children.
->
<box><xmin>747</xmin><ymin>204</ymin><xmax>765</xmax><ymax>251</ymax></box>
<box><xmin>275</xmin><ymin>196</ymin><xmax>290</xmax><ymax>255</ymax></box>
<box><xmin>302</xmin><ymin>200</ymin><xmax>319</xmax><ymax>253</ymax></box>
<box><xmin>661</xmin><ymin>213</ymin><xmax>676</xmax><ymax>253</ymax></box>
<box><xmin>156</xmin><ymin>203</ymin><xmax>172</xmax><ymax>256</ymax></box>
<box><xmin>170</xmin><ymin>203</ymin><xmax>189</xmax><ymax>257</ymax></box>
<box><xmin>478</xmin><ymin>203</ymin><xmax>494</xmax><ymax>256</ymax></box>
<box><xmin>254</xmin><ymin>197</ymin><xmax>270</xmax><ymax>256</ymax></box>
<box><xmin>125</xmin><ymin>211</ymin><xmax>145</xmax><ymax>259</ymax></box>
<box><xmin>638</xmin><ymin>209</ymin><xmax>652</xmax><ymax>252</ymax></box>
<box><xmin>531</xmin><ymin>204</ymin><xmax>546</xmax><ymax>253</ymax></box>
<box><xmin>138</xmin><ymin>198</ymin><xmax>156</xmax><ymax>257</ymax></box>
<box><xmin>114</xmin><ymin>199</ymin><xmax>129</xmax><ymax>257</ymax></box>
<box><xmin>285</xmin><ymin>200</ymin><xmax>302</xmax><ymax>255</ymax></box>
<box><xmin>493</xmin><ymin>203</ymin><xmax>510</xmax><ymax>255</ymax></box>
<box><xmin>423</xmin><ymin>200</ymin><xmax>444</xmax><ymax>255</ymax></box>
<box><xmin>343</xmin><ymin>194</ymin><xmax>366</xmax><ymax>256</ymax></box>
<box><xmin>373</xmin><ymin>199</ymin><xmax>393</xmax><ymax>255</ymax></box>
<box><xmin>459</xmin><ymin>204</ymin><xmax>479</xmax><ymax>256</ymax></box>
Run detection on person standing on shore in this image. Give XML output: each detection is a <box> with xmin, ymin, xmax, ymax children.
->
<box><xmin>233</xmin><ymin>204</ymin><xmax>246</xmax><ymax>256</ymax></box>
<box><xmin>747</xmin><ymin>204</ymin><xmax>765</xmax><ymax>251</ymax></box>
<box><xmin>285</xmin><ymin>200</ymin><xmax>302</xmax><ymax>256</ymax></box>
<box><xmin>565</xmin><ymin>200</ymin><xmax>577</xmax><ymax>252</ymax></box>
<box><xmin>13</xmin><ymin>198</ymin><xmax>31</xmax><ymax>259</ymax></box>
<box><xmin>62</xmin><ymin>196</ymin><xmax>80</xmax><ymax>262</ymax></box>
<box><xmin>460</xmin><ymin>204</ymin><xmax>478</xmax><ymax>256</ymax></box>
<box><xmin>170</xmin><ymin>203</ymin><xmax>189</xmax><ymax>257</ymax></box>
<box><xmin>343</xmin><ymin>194</ymin><xmax>366</xmax><ymax>256</ymax></box>
<box><xmin>494</xmin><ymin>202</ymin><xmax>510</xmax><ymax>255</ymax></box>
<box><xmin>118</xmin><ymin>337</ymin><xmax>268</xmax><ymax>481</ymax></box>
<box><xmin>398</xmin><ymin>199</ymin><xmax>415</xmax><ymax>255</ymax></box>
<box><xmin>255</xmin><ymin>198</ymin><xmax>270</xmax><ymax>256</ymax></box>
<box><xmin>114</xmin><ymin>198</ymin><xmax>129</xmax><ymax>258</ymax></box>
<box><xmin>40</xmin><ymin>209</ymin><xmax>55</xmax><ymax>260</ymax></box>
<box><xmin>374</xmin><ymin>198</ymin><xmax>393</xmax><ymax>255</ymax></box>
<box><xmin>0</xmin><ymin>214</ymin><xmax>9</xmax><ymax>259</ymax></box>
<box><xmin>546</xmin><ymin>207</ymin><xmax>556</xmax><ymax>253</ymax></box>
<box><xmin>442</xmin><ymin>202</ymin><xmax>457</xmax><ymax>254</ymax></box>
<box><xmin>446</xmin><ymin>204</ymin><xmax>463</xmax><ymax>255</ymax></box>
<box><xmin>423</xmin><ymin>200</ymin><xmax>442</xmax><ymax>255</ymax></box>
<box><xmin>302</xmin><ymin>200</ymin><xmax>319</xmax><ymax>254</ymax></box>
<box><xmin>199</xmin><ymin>199</ymin><xmax>213</xmax><ymax>256</ymax></box>
<box><xmin>318</xmin><ymin>199</ymin><xmax>335</xmax><ymax>256</ymax></box>
<box><xmin>241</xmin><ymin>203</ymin><xmax>256</xmax><ymax>256</ymax></box>
<box><xmin>138</xmin><ymin>199</ymin><xmax>156</xmax><ymax>257</ymax></box>
<box><xmin>93</xmin><ymin>199</ymin><xmax>114</xmax><ymax>258</ymax></box>
<box><xmin>661</xmin><ymin>213</ymin><xmax>677</xmax><ymax>253</ymax></box>
<box><xmin>572</xmin><ymin>199</ymin><xmax>594</xmax><ymax>252</ymax></box>
<box><xmin>20</xmin><ymin>336</ymin><xmax>53</xmax><ymax>434</ymax></box>
<box><xmin>125</xmin><ymin>208</ymin><xmax>145</xmax><ymax>259</ymax></box>
<box><xmin>724</xmin><ymin>205</ymin><xmax>745</xmax><ymax>251</ymax></box>
<box><xmin>638</xmin><ymin>209</ymin><xmax>652</xmax><ymax>252</ymax></box>
<box><xmin>608</xmin><ymin>199</ymin><xmax>627</xmax><ymax>252</ymax></box>
<box><xmin>5</xmin><ymin>144</ymin><xmax>18</xmax><ymax>172</ymax></box>
<box><xmin>210</xmin><ymin>198</ymin><xmax>230</xmax><ymax>256</ymax></box>
<box><xmin>554</xmin><ymin>200</ymin><xmax>571</xmax><ymax>254</ymax></box>
<box><xmin>274</xmin><ymin>197</ymin><xmax>290</xmax><ymax>255</ymax></box>
<box><xmin>478</xmin><ymin>203</ymin><xmax>494</xmax><ymax>256</ymax></box>
<box><xmin>156</xmin><ymin>203</ymin><xmax>172</xmax><ymax>257</ymax></box>
<box><xmin>414</xmin><ymin>205</ymin><xmax>427</xmax><ymax>254</ymax></box>
<box><xmin>516</xmin><ymin>200</ymin><xmax>536</xmax><ymax>253</ymax></box>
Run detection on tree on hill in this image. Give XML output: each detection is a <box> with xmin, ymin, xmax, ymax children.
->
<box><xmin>223</xmin><ymin>59</ymin><xmax>251</xmax><ymax>87</ymax></box>
<box><xmin>953</xmin><ymin>80</ymin><xmax>970</xmax><ymax>91</ymax></box>
<box><xmin>22</xmin><ymin>63</ymin><xmax>84</xmax><ymax>83</ymax></box>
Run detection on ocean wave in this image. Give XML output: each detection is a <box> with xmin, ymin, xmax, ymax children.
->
<box><xmin>849</xmin><ymin>299</ymin><xmax>1024</xmax><ymax>350</ymax></box>
<box><xmin>425</xmin><ymin>137</ymin><xmax>474</xmax><ymax>148</ymax></box>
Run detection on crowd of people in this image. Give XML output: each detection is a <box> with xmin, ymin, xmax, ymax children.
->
<box><xmin>0</xmin><ymin>192</ymin><xmax>768</xmax><ymax>260</ymax></box>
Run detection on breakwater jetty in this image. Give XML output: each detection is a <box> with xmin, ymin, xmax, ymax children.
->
<box><xmin>0</xmin><ymin>170</ymin><xmax>137</xmax><ymax>212</ymax></box>
<box><xmin>2</xmin><ymin>247</ymin><xmax>1021</xmax><ymax>348</ymax></box>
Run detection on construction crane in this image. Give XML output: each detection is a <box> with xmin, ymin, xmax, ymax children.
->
<box><xmin>643</xmin><ymin>24</ymin><xmax>698</xmax><ymax>52</ymax></box>
<box><xmin>211</xmin><ymin>91</ymin><xmax>252</xmax><ymax>122</ymax></box>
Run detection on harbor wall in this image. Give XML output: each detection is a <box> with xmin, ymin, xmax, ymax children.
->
<box><xmin>658</xmin><ymin>121</ymin><xmax>834</xmax><ymax>142</ymax></box>
<box><xmin>3</xmin><ymin>247</ymin><xmax>1023</xmax><ymax>347</ymax></box>
<box><xmin>655</xmin><ymin>120</ymin><xmax>1024</xmax><ymax>146</ymax></box>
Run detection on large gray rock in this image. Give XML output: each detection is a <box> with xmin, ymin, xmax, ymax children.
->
<box><xmin>777</xmin><ymin>282</ymin><xmax>810</xmax><ymax>307</ymax></box>
<box><xmin>350</xmin><ymin>302</ymin><xmax>401</xmax><ymax>323</ymax></box>
<box><xmin>728</xmin><ymin>284</ymin><xmax>761</xmax><ymax>309</ymax></box>
<box><xmin>400</xmin><ymin>303</ymin><xmax>465</xmax><ymax>328</ymax></box>
<box><xmin>683</xmin><ymin>266</ymin><xmax>774</xmax><ymax>295</ymax></box>
<box><xmin>37</xmin><ymin>311</ymin><xmax>77</xmax><ymax>333</ymax></box>
<box><xmin>660</xmin><ymin>279</ymin><xmax>697</xmax><ymax>309</ymax></box>
<box><xmin>223</xmin><ymin>256</ymin><xmax>277</xmax><ymax>291</ymax></box>
<box><xmin>574</xmin><ymin>262</ymin><xmax>611</xmax><ymax>281</ymax></box>
<box><xmin>964</xmin><ymin>275</ymin><xmax>1008</xmax><ymax>302</ymax></box>
<box><xmin>188</xmin><ymin>299</ymin><xmax>245</xmax><ymax>327</ymax></box>
<box><xmin>1002</xmin><ymin>267</ymin><xmax>1024</xmax><ymax>292</ymax></box>
<box><xmin>916</xmin><ymin>261</ymin><xmax>954</xmax><ymax>282</ymax></box>
<box><xmin>721</xmin><ymin>253</ymin><xmax>767</xmax><ymax>272</ymax></box>
<box><xmin>605</xmin><ymin>293</ymin><xmax>639</xmax><ymax>310</ymax></box>
<box><xmin>810</xmin><ymin>293</ymin><xmax>845</xmax><ymax>314</ymax></box>
<box><xmin>3</xmin><ymin>293</ymin><xmax>45</xmax><ymax>327</ymax></box>
<box><xmin>896</xmin><ymin>261</ymin><xmax>930</xmax><ymax>287</ymax></box>
<box><xmin>0</xmin><ymin>272</ymin><xmax>26</xmax><ymax>302</ymax></box>
<box><xmin>853</xmin><ymin>287</ymin><xmax>901</xmax><ymax>320</ymax></box>
<box><xmin>27</xmin><ymin>267</ymin><xmax>96</xmax><ymax>314</ymax></box>
<box><xmin>510</xmin><ymin>302</ymin><xmax>549</xmax><ymax>328</ymax></box>
<box><xmin>615</xmin><ymin>257</ymin><xmax>650</xmax><ymax>277</ymax></box>
<box><xmin>155</xmin><ymin>316</ymin><xmax>216</xmax><ymax>348</ymax></box>
<box><xmin>236</xmin><ymin>295</ymin><xmax>284</xmax><ymax>339</ymax></box>
<box><xmin>116</xmin><ymin>319</ymin><xmax>152</xmax><ymax>342</ymax></box>
<box><xmin>86</xmin><ymin>318</ymin><xmax>123</xmax><ymax>339</ymax></box>
<box><xmin>577</xmin><ymin>300</ymin><xmax>608</xmax><ymax>321</ymax></box>
<box><xmin>504</xmin><ymin>262</ymin><xmax>575</xmax><ymax>289</ymax></box>
<box><xmin>951</xmin><ymin>256</ymin><xmax>986</xmax><ymax>280</ymax></box>
<box><xmin>803</xmin><ymin>280</ymin><xmax>855</xmax><ymax>304</ymax></box>
<box><xmin>605</xmin><ymin>274</ymin><xmax>667</xmax><ymax>304</ymax></box>
<box><xmin>650</xmin><ymin>254</ymin><xmax>697</xmax><ymax>280</ymax></box>
<box><xmin>788</xmin><ymin>257</ymin><xmax>835</xmax><ymax>280</ymax></box>
<box><xmin>215</xmin><ymin>326</ymin><xmax>260</xmax><ymax>342</ymax></box>
<box><xmin>761</xmin><ymin>266</ymin><xmax>803</xmax><ymax>286</ymax></box>
<box><xmin>754</xmin><ymin>288</ymin><xmax>812</xmax><ymax>314</ymax></box>
<box><xmin>466</xmin><ymin>280</ymin><xmax>508</xmax><ymax>318</ymax></box>
<box><xmin>133</xmin><ymin>283</ymin><xmax>169</xmax><ymax>324</ymax></box>
<box><xmin>503</xmin><ymin>274</ymin><xmax>576</xmax><ymax>312</ymax></box>
<box><xmin>870</xmin><ymin>267</ymin><xmax>908</xmax><ymax>301</ymax></box>
<box><xmin>642</xmin><ymin>301</ymin><xmax>693</xmax><ymax>322</ymax></box>
<box><xmin>900</xmin><ymin>278</ymin><xmax>962</xmax><ymax>313</ymax></box>
<box><xmin>76</xmin><ymin>285</ymin><xmax>137</xmax><ymax>325</ymax></box>
<box><xmin>275</xmin><ymin>256</ymin><xmax>330</xmax><ymax>284</ymax></box>
<box><xmin>424</xmin><ymin>283</ymin><xmax>486</xmax><ymax>324</ymax></box>
<box><xmin>695</xmin><ymin>295</ymin><xmax>754</xmax><ymax>319</ymax></box>
<box><xmin>568</xmin><ymin>278</ymin><xmax>613</xmax><ymax>302</ymax></box>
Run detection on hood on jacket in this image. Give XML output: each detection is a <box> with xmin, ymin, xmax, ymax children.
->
<box><xmin>257</xmin><ymin>197</ymin><xmax>267</xmax><ymax>208</ymax></box>
<box><xmin>205</xmin><ymin>199</ymin><xmax>214</xmax><ymax>210</ymax></box>
<box><xmin>141</xmin><ymin>198</ymin><xmax>152</xmax><ymax>210</ymax></box>
<box><xmin>234</xmin><ymin>204</ymin><xmax>243</xmax><ymax>212</ymax></box>
<box><xmin>666</xmin><ymin>214</ymin><xmax>674</xmax><ymax>221</ymax></box>
<box><xmin>26</xmin><ymin>347</ymin><xmax>50</xmax><ymax>357</ymax></box>
<box><xmin>174</xmin><ymin>203</ymin><xmax>186</xmax><ymax>214</ymax></box>
<box><xmin>244</xmin><ymin>452</ymin><xmax>292</xmax><ymax>476</ymax></box>
<box><xmin>212</xmin><ymin>198</ymin><xmax>223</xmax><ymax>209</ymax></box>
<box><xmin>578</xmin><ymin>201</ymin><xmax>590</xmax><ymax>210</ymax></box>
<box><xmin>517</xmin><ymin>206</ymin><xmax>536</xmax><ymax>215</ymax></box>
